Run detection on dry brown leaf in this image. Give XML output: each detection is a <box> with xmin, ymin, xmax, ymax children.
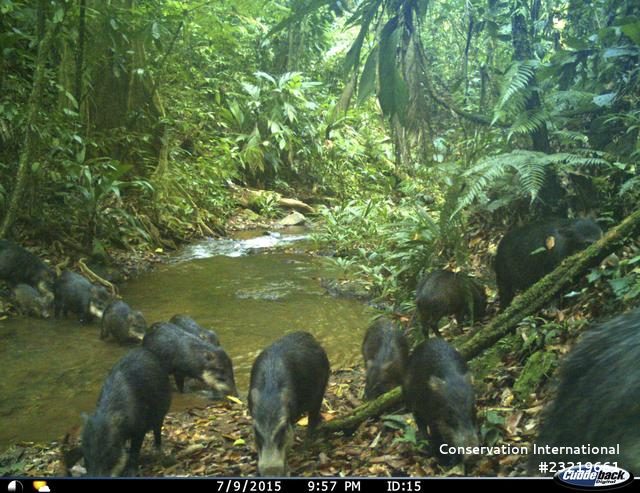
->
<box><xmin>505</xmin><ymin>411</ymin><xmax>523</xmax><ymax>435</ymax></box>
<box><xmin>501</xmin><ymin>388</ymin><xmax>515</xmax><ymax>406</ymax></box>
<box><xmin>175</xmin><ymin>443</ymin><xmax>205</xmax><ymax>459</ymax></box>
<box><xmin>369</xmin><ymin>432</ymin><xmax>382</xmax><ymax>448</ymax></box>
<box><xmin>367</xmin><ymin>464</ymin><xmax>388</xmax><ymax>475</ymax></box>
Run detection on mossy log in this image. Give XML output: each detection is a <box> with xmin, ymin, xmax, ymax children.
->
<box><xmin>228</xmin><ymin>183</ymin><xmax>315</xmax><ymax>214</ymax></box>
<box><xmin>318</xmin><ymin>209</ymin><xmax>640</xmax><ymax>435</ymax></box>
<box><xmin>319</xmin><ymin>387</ymin><xmax>403</xmax><ymax>434</ymax></box>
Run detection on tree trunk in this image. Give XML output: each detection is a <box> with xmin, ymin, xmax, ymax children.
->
<box><xmin>74</xmin><ymin>0</ymin><xmax>86</xmax><ymax>105</ymax></box>
<box><xmin>0</xmin><ymin>9</ymin><xmax>57</xmax><ymax>237</ymax></box>
<box><xmin>511</xmin><ymin>8</ymin><xmax>550</xmax><ymax>154</ymax></box>
<box><xmin>463</xmin><ymin>9</ymin><xmax>474</xmax><ymax>103</ymax></box>
<box><xmin>511</xmin><ymin>2</ymin><xmax>563</xmax><ymax>215</ymax></box>
<box><xmin>318</xmin><ymin>208</ymin><xmax>640</xmax><ymax>434</ymax></box>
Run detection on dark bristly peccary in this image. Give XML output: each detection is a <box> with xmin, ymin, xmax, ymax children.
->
<box><xmin>362</xmin><ymin>317</ymin><xmax>409</xmax><ymax>400</ymax></box>
<box><xmin>403</xmin><ymin>338</ymin><xmax>478</xmax><ymax>466</ymax></box>
<box><xmin>0</xmin><ymin>239</ymin><xmax>55</xmax><ymax>297</ymax></box>
<box><xmin>12</xmin><ymin>283</ymin><xmax>52</xmax><ymax>318</ymax></box>
<box><xmin>495</xmin><ymin>218</ymin><xmax>602</xmax><ymax>309</ymax></box>
<box><xmin>169</xmin><ymin>314</ymin><xmax>220</xmax><ymax>346</ymax></box>
<box><xmin>249</xmin><ymin>331</ymin><xmax>330</xmax><ymax>476</ymax></box>
<box><xmin>142</xmin><ymin>322</ymin><xmax>237</xmax><ymax>396</ymax></box>
<box><xmin>81</xmin><ymin>348</ymin><xmax>171</xmax><ymax>477</ymax></box>
<box><xmin>54</xmin><ymin>270</ymin><xmax>111</xmax><ymax>322</ymax></box>
<box><xmin>529</xmin><ymin>308</ymin><xmax>640</xmax><ymax>476</ymax></box>
<box><xmin>101</xmin><ymin>300</ymin><xmax>147</xmax><ymax>344</ymax></box>
<box><xmin>415</xmin><ymin>269</ymin><xmax>486</xmax><ymax>338</ymax></box>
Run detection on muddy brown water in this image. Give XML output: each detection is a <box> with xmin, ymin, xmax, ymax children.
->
<box><xmin>0</xmin><ymin>230</ymin><xmax>373</xmax><ymax>452</ymax></box>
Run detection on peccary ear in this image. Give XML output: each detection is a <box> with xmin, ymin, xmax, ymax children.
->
<box><xmin>463</xmin><ymin>371</ymin><xmax>474</xmax><ymax>386</ymax></box>
<box><xmin>250</xmin><ymin>388</ymin><xmax>260</xmax><ymax>405</ymax></box>
<box><xmin>428</xmin><ymin>376</ymin><xmax>447</xmax><ymax>394</ymax></box>
<box><xmin>380</xmin><ymin>361</ymin><xmax>394</xmax><ymax>372</ymax></box>
<box><xmin>110</xmin><ymin>413</ymin><xmax>126</xmax><ymax>428</ymax></box>
<box><xmin>280</xmin><ymin>388</ymin><xmax>291</xmax><ymax>407</ymax></box>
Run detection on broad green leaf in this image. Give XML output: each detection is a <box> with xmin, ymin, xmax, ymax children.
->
<box><xmin>76</xmin><ymin>148</ymin><xmax>85</xmax><ymax>164</ymax></box>
<box><xmin>377</xmin><ymin>17</ymin><xmax>408</xmax><ymax>120</ymax></box>
<box><xmin>344</xmin><ymin>0</ymin><xmax>383</xmax><ymax>74</ymax></box>
<box><xmin>621</xmin><ymin>21</ymin><xmax>640</xmax><ymax>44</ymax></box>
<box><xmin>270</xmin><ymin>120</ymin><xmax>281</xmax><ymax>134</ymax></box>
<box><xmin>1</xmin><ymin>0</ymin><xmax>16</xmax><ymax>15</ymax></box>
<box><xmin>228</xmin><ymin>101</ymin><xmax>244</xmax><ymax>127</ymax></box>
<box><xmin>254</xmin><ymin>71</ymin><xmax>276</xmax><ymax>84</ymax></box>
<box><xmin>53</xmin><ymin>7</ymin><xmax>64</xmax><ymax>23</ymax></box>
<box><xmin>344</xmin><ymin>24</ymin><xmax>368</xmax><ymax>74</ymax></box>
<box><xmin>241</xmin><ymin>82</ymin><xmax>260</xmax><ymax>99</ymax></box>
<box><xmin>357</xmin><ymin>46</ymin><xmax>378</xmax><ymax>104</ymax></box>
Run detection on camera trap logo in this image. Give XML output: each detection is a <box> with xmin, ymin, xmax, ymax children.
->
<box><xmin>554</xmin><ymin>464</ymin><xmax>633</xmax><ymax>490</ymax></box>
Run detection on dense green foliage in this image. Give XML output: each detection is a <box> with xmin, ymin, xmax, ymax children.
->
<box><xmin>1</xmin><ymin>0</ymin><xmax>638</xmax><ymax>302</ymax></box>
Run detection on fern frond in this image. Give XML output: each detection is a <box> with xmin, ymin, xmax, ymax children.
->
<box><xmin>509</xmin><ymin>109</ymin><xmax>550</xmax><ymax>137</ymax></box>
<box><xmin>519</xmin><ymin>159</ymin><xmax>549</xmax><ymax>199</ymax></box>
<box><xmin>558</xmin><ymin>153</ymin><xmax>610</xmax><ymax>168</ymax></box>
<box><xmin>620</xmin><ymin>176</ymin><xmax>640</xmax><ymax>196</ymax></box>
<box><xmin>452</xmin><ymin>150</ymin><xmax>612</xmax><ymax>217</ymax></box>
<box><xmin>496</xmin><ymin>60</ymin><xmax>538</xmax><ymax>111</ymax></box>
<box><xmin>551</xmin><ymin>129</ymin><xmax>590</xmax><ymax>144</ymax></box>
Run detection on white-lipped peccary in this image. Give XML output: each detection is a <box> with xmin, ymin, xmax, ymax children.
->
<box><xmin>249</xmin><ymin>331</ymin><xmax>330</xmax><ymax>476</ymax></box>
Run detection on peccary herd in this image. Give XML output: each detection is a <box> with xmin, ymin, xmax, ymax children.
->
<box><xmin>0</xmin><ymin>239</ymin><xmax>238</xmax><ymax>475</ymax></box>
<box><xmin>5</xmin><ymin>216</ymin><xmax>639</xmax><ymax>476</ymax></box>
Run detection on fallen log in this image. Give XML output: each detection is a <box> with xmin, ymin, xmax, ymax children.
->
<box><xmin>228</xmin><ymin>183</ymin><xmax>315</xmax><ymax>214</ymax></box>
<box><xmin>276</xmin><ymin>197</ymin><xmax>315</xmax><ymax>214</ymax></box>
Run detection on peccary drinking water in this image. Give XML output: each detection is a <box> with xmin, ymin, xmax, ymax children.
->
<box><xmin>54</xmin><ymin>270</ymin><xmax>111</xmax><ymax>322</ymax></box>
<box><xmin>0</xmin><ymin>239</ymin><xmax>55</xmax><ymax>297</ymax></box>
<box><xmin>495</xmin><ymin>218</ymin><xmax>602</xmax><ymax>309</ymax></box>
<box><xmin>362</xmin><ymin>317</ymin><xmax>409</xmax><ymax>400</ymax></box>
<box><xmin>12</xmin><ymin>283</ymin><xmax>52</xmax><ymax>318</ymax></box>
<box><xmin>415</xmin><ymin>270</ymin><xmax>486</xmax><ymax>338</ymax></box>
<box><xmin>143</xmin><ymin>322</ymin><xmax>237</xmax><ymax>396</ymax></box>
<box><xmin>101</xmin><ymin>300</ymin><xmax>147</xmax><ymax>344</ymax></box>
<box><xmin>249</xmin><ymin>331</ymin><xmax>330</xmax><ymax>476</ymax></box>
<box><xmin>529</xmin><ymin>308</ymin><xmax>640</xmax><ymax>476</ymax></box>
<box><xmin>403</xmin><ymin>338</ymin><xmax>478</xmax><ymax>466</ymax></box>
